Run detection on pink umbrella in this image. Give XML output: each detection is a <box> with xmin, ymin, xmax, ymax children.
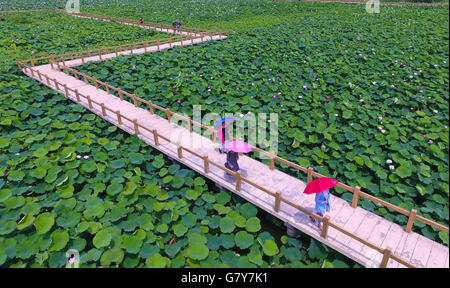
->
<box><xmin>303</xmin><ymin>177</ymin><xmax>338</xmax><ymax>195</ymax></box>
<box><xmin>225</xmin><ymin>140</ymin><xmax>252</xmax><ymax>153</ymax></box>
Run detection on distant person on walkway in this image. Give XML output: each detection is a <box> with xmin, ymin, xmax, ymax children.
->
<box><xmin>172</xmin><ymin>19</ymin><xmax>181</xmax><ymax>33</ymax></box>
<box><xmin>139</xmin><ymin>17</ymin><xmax>144</xmax><ymax>24</ymax></box>
<box><xmin>309</xmin><ymin>189</ymin><xmax>330</xmax><ymax>231</ymax></box>
<box><xmin>225</xmin><ymin>150</ymin><xmax>240</xmax><ymax>181</ymax></box>
<box><xmin>217</xmin><ymin>122</ymin><xmax>232</xmax><ymax>154</ymax></box>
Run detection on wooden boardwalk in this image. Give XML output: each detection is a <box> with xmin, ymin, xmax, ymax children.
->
<box><xmin>18</xmin><ymin>14</ymin><xmax>449</xmax><ymax>269</ymax></box>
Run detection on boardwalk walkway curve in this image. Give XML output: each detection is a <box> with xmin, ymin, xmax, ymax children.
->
<box><xmin>13</xmin><ymin>9</ymin><xmax>449</xmax><ymax>268</ymax></box>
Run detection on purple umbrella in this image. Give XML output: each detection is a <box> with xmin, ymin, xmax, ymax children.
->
<box><xmin>225</xmin><ymin>140</ymin><xmax>252</xmax><ymax>153</ymax></box>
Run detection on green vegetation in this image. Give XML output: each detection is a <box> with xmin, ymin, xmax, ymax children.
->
<box><xmin>0</xmin><ymin>0</ymin><xmax>448</xmax><ymax>268</ymax></box>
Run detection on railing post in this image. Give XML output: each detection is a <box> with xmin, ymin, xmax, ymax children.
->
<box><xmin>132</xmin><ymin>94</ymin><xmax>138</xmax><ymax>107</ymax></box>
<box><xmin>153</xmin><ymin>129</ymin><xmax>159</xmax><ymax>145</ymax></box>
<box><xmin>188</xmin><ymin>117</ymin><xmax>192</xmax><ymax>133</ymax></box>
<box><xmin>83</xmin><ymin>73</ymin><xmax>88</xmax><ymax>84</ymax></box>
<box><xmin>50</xmin><ymin>60</ymin><xmax>54</xmax><ymax>69</ymax></box>
<box><xmin>321</xmin><ymin>215</ymin><xmax>331</xmax><ymax>239</ymax></box>
<box><xmin>87</xmin><ymin>95</ymin><xmax>93</xmax><ymax>109</ymax></box>
<box><xmin>270</xmin><ymin>153</ymin><xmax>276</xmax><ymax>170</ymax></box>
<box><xmin>105</xmin><ymin>82</ymin><xmax>110</xmax><ymax>94</ymax></box>
<box><xmin>148</xmin><ymin>101</ymin><xmax>154</xmax><ymax>114</ymax></box>
<box><xmin>307</xmin><ymin>167</ymin><xmax>314</xmax><ymax>184</ymax></box>
<box><xmin>352</xmin><ymin>186</ymin><xmax>361</xmax><ymax>208</ymax></box>
<box><xmin>133</xmin><ymin>119</ymin><xmax>139</xmax><ymax>135</ymax></box>
<box><xmin>54</xmin><ymin>78</ymin><xmax>59</xmax><ymax>90</ymax></box>
<box><xmin>203</xmin><ymin>156</ymin><xmax>209</xmax><ymax>173</ymax></box>
<box><xmin>101</xmin><ymin>103</ymin><xmax>107</xmax><ymax>116</ymax></box>
<box><xmin>63</xmin><ymin>84</ymin><xmax>69</xmax><ymax>97</ymax></box>
<box><xmin>380</xmin><ymin>246</ymin><xmax>392</xmax><ymax>268</ymax></box>
<box><xmin>37</xmin><ymin>69</ymin><xmax>42</xmax><ymax>81</ymax></box>
<box><xmin>116</xmin><ymin>110</ymin><xmax>122</xmax><ymax>125</ymax></box>
<box><xmin>45</xmin><ymin>74</ymin><xmax>50</xmax><ymax>86</ymax></box>
<box><xmin>166</xmin><ymin>109</ymin><xmax>172</xmax><ymax>122</ymax></box>
<box><xmin>406</xmin><ymin>209</ymin><xmax>417</xmax><ymax>233</ymax></box>
<box><xmin>236</xmin><ymin>170</ymin><xmax>242</xmax><ymax>191</ymax></box>
<box><xmin>157</xmin><ymin>39</ymin><xmax>160</xmax><ymax>51</ymax></box>
<box><xmin>211</xmin><ymin>128</ymin><xmax>216</xmax><ymax>143</ymax></box>
<box><xmin>274</xmin><ymin>191</ymin><xmax>281</xmax><ymax>213</ymax></box>
<box><xmin>118</xmin><ymin>88</ymin><xmax>124</xmax><ymax>101</ymax></box>
<box><xmin>75</xmin><ymin>89</ymin><xmax>80</xmax><ymax>102</ymax></box>
<box><xmin>177</xmin><ymin>142</ymin><xmax>182</xmax><ymax>159</ymax></box>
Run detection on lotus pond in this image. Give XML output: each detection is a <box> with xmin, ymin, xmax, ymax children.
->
<box><xmin>0</xmin><ymin>1</ymin><xmax>448</xmax><ymax>268</ymax></box>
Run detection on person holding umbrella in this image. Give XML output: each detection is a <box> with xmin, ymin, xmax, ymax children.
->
<box><xmin>224</xmin><ymin>140</ymin><xmax>252</xmax><ymax>181</ymax></box>
<box><xmin>303</xmin><ymin>177</ymin><xmax>338</xmax><ymax>231</ymax></box>
<box><xmin>215</xmin><ymin>117</ymin><xmax>234</xmax><ymax>154</ymax></box>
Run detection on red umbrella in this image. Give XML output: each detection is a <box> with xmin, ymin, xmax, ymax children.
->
<box><xmin>303</xmin><ymin>177</ymin><xmax>339</xmax><ymax>195</ymax></box>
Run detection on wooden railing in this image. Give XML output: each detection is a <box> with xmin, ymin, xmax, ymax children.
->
<box><xmin>54</xmin><ymin>9</ymin><xmax>229</xmax><ymax>37</ymax></box>
<box><xmin>0</xmin><ymin>9</ymin><xmax>48</xmax><ymax>13</ymax></box>
<box><xmin>18</xmin><ymin>32</ymin><xmax>226</xmax><ymax>67</ymax></box>
<box><xmin>18</xmin><ymin>61</ymin><xmax>434</xmax><ymax>268</ymax></box>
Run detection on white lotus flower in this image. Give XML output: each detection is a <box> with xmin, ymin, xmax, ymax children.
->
<box><xmin>386</xmin><ymin>159</ymin><xmax>392</xmax><ymax>164</ymax></box>
<box><xmin>76</xmin><ymin>155</ymin><xmax>81</xmax><ymax>159</ymax></box>
<box><xmin>389</xmin><ymin>165</ymin><xmax>395</xmax><ymax>170</ymax></box>
<box><xmin>378</xmin><ymin>116</ymin><xmax>383</xmax><ymax>121</ymax></box>
<box><xmin>84</xmin><ymin>156</ymin><xmax>89</xmax><ymax>159</ymax></box>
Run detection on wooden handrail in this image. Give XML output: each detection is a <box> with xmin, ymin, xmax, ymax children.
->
<box><xmin>23</xmin><ymin>64</ymin><xmax>421</xmax><ymax>268</ymax></box>
<box><xmin>25</xmin><ymin>59</ymin><xmax>449</xmax><ymax>236</ymax></box>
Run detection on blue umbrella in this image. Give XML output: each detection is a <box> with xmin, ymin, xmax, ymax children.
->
<box><xmin>214</xmin><ymin>117</ymin><xmax>235</xmax><ymax>128</ymax></box>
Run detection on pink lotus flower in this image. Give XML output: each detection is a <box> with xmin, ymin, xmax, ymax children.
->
<box><xmin>410</xmin><ymin>107</ymin><xmax>414</xmax><ymax>110</ymax></box>
<box><xmin>391</xmin><ymin>85</ymin><xmax>395</xmax><ymax>88</ymax></box>
<box><xmin>158</xmin><ymin>185</ymin><xmax>162</xmax><ymax>189</ymax></box>
<box><xmin>429</xmin><ymin>140</ymin><xmax>433</xmax><ymax>144</ymax></box>
<box><xmin>186</xmin><ymin>78</ymin><xmax>189</xmax><ymax>81</ymax></box>
<box><xmin>321</xmin><ymin>145</ymin><xmax>326</xmax><ymax>149</ymax></box>
<box><xmin>294</xmin><ymin>86</ymin><xmax>298</xmax><ymax>89</ymax></box>
<box><xmin>3</xmin><ymin>171</ymin><xmax>6</xmax><ymax>176</ymax></box>
<box><xmin>276</xmin><ymin>76</ymin><xmax>280</xmax><ymax>80</ymax></box>
<box><xmin>200</xmin><ymin>95</ymin><xmax>203</xmax><ymax>98</ymax></box>
<box><xmin>251</xmin><ymin>83</ymin><xmax>255</xmax><ymax>86</ymax></box>
<box><xmin>419</xmin><ymin>90</ymin><xmax>424</xmax><ymax>93</ymax></box>
<box><xmin>236</xmin><ymin>88</ymin><xmax>239</xmax><ymax>91</ymax></box>
<box><xmin>423</xmin><ymin>135</ymin><xmax>427</xmax><ymax>138</ymax></box>
<box><xmin>324</xmin><ymin>102</ymin><xmax>327</xmax><ymax>106</ymax></box>
<box><xmin>327</xmin><ymin>96</ymin><xmax>330</xmax><ymax>99</ymax></box>
<box><xmin>132</xmin><ymin>66</ymin><xmax>136</xmax><ymax>70</ymax></box>
<box><xmin>177</xmin><ymin>100</ymin><xmax>181</xmax><ymax>104</ymax></box>
<box><xmin>273</xmin><ymin>95</ymin><xmax>277</xmax><ymax>98</ymax></box>
<box><xmin>310</xmin><ymin>69</ymin><xmax>314</xmax><ymax>73</ymax></box>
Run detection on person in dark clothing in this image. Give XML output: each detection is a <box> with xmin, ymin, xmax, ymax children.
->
<box><xmin>139</xmin><ymin>17</ymin><xmax>144</xmax><ymax>24</ymax></box>
<box><xmin>224</xmin><ymin>150</ymin><xmax>240</xmax><ymax>181</ymax></box>
<box><xmin>172</xmin><ymin>20</ymin><xmax>181</xmax><ymax>33</ymax></box>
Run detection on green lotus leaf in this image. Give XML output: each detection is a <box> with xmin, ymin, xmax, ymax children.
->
<box><xmin>182</xmin><ymin>213</ymin><xmax>197</xmax><ymax>227</ymax></box>
<box><xmin>216</xmin><ymin>191</ymin><xmax>231</xmax><ymax>205</ymax></box>
<box><xmin>49</xmin><ymin>230</ymin><xmax>70</xmax><ymax>252</ymax></box>
<box><xmin>173</xmin><ymin>223</ymin><xmax>188</xmax><ymax>237</ymax></box>
<box><xmin>122</xmin><ymin>182</ymin><xmax>138</xmax><ymax>196</ymax></box>
<box><xmin>129</xmin><ymin>152</ymin><xmax>144</xmax><ymax>164</ymax></box>
<box><xmin>187</xmin><ymin>244</ymin><xmax>209</xmax><ymax>261</ymax></box>
<box><xmin>156</xmin><ymin>223</ymin><xmax>168</xmax><ymax>233</ymax></box>
<box><xmin>396</xmin><ymin>165</ymin><xmax>412</xmax><ymax>178</ymax></box>
<box><xmin>30</xmin><ymin>167</ymin><xmax>47</xmax><ymax>179</ymax></box>
<box><xmin>0</xmin><ymin>189</ymin><xmax>12</xmax><ymax>202</ymax></box>
<box><xmin>107</xmin><ymin>183</ymin><xmax>123</xmax><ymax>196</ymax></box>
<box><xmin>219</xmin><ymin>217</ymin><xmax>235</xmax><ymax>233</ymax></box>
<box><xmin>57</xmin><ymin>184</ymin><xmax>74</xmax><ymax>198</ymax></box>
<box><xmin>7</xmin><ymin>170</ymin><xmax>25</xmax><ymax>182</ymax></box>
<box><xmin>165</xmin><ymin>242</ymin><xmax>181</xmax><ymax>258</ymax></box>
<box><xmin>260</xmin><ymin>239</ymin><xmax>278</xmax><ymax>257</ymax></box>
<box><xmin>145</xmin><ymin>253</ymin><xmax>170</xmax><ymax>268</ymax></box>
<box><xmin>0</xmin><ymin>220</ymin><xmax>16</xmax><ymax>235</ymax></box>
<box><xmin>100</xmin><ymin>248</ymin><xmax>124</xmax><ymax>267</ymax></box>
<box><xmin>240</xmin><ymin>203</ymin><xmax>258</xmax><ymax>219</ymax></box>
<box><xmin>188</xmin><ymin>232</ymin><xmax>207</xmax><ymax>245</ymax></box>
<box><xmin>16</xmin><ymin>213</ymin><xmax>35</xmax><ymax>230</ymax></box>
<box><xmin>111</xmin><ymin>159</ymin><xmax>126</xmax><ymax>169</ymax></box>
<box><xmin>122</xmin><ymin>235</ymin><xmax>143</xmax><ymax>254</ymax></box>
<box><xmin>34</xmin><ymin>213</ymin><xmax>55</xmax><ymax>234</ymax></box>
<box><xmin>235</xmin><ymin>231</ymin><xmax>254</xmax><ymax>249</ymax></box>
<box><xmin>245</xmin><ymin>217</ymin><xmax>261</xmax><ymax>233</ymax></box>
<box><xmin>93</xmin><ymin>229</ymin><xmax>111</xmax><ymax>249</ymax></box>
<box><xmin>81</xmin><ymin>161</ymin><xmax>97</xmax><ymax>173</ymax></box>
